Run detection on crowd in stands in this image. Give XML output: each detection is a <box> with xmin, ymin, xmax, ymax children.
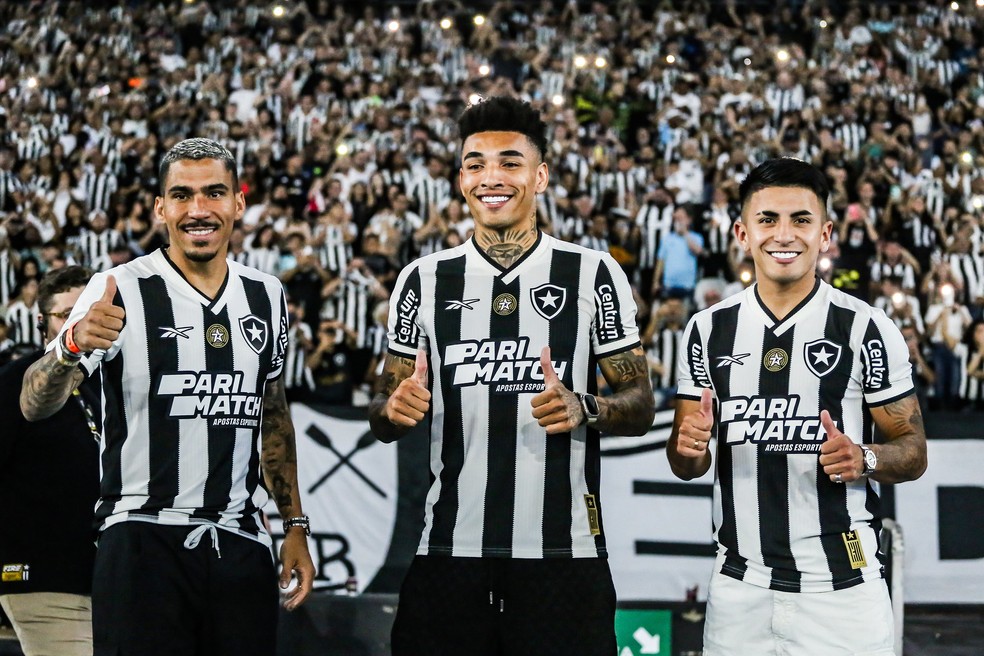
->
<box><xmin>1</xmin><ymin>0</ymin><xmax>984</xmax><ymax>413</ymax></box>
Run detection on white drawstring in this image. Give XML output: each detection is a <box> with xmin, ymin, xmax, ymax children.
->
<box><xmin>183</xmin><ymin>524</ymin><xmax>222</xmax><ymax>559</ymax></box>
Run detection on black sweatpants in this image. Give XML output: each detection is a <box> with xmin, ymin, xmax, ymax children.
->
<box><xmin>392</xmin><ymin>555</ymin><xmax>617</xmax><ymax>656</ymax></box>
<box><xmin>92</xmin><ymin>522</ymin><xmax>278</xmax><ymax>656</ymax></box>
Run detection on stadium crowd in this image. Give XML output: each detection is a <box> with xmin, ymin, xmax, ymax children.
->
<box><xmin>1</xmin><ymin>0</ymin><xmax>984</xmax><ymax>412</ymax></box>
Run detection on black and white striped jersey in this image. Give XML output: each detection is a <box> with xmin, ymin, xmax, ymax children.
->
<box><xmin>58</xmin><ymin>249</ymin><xmax>288</xmax><ymax>547</ymax></box>
<box><xmin>387</xmin><ymin>232</ymin><xmax>641</xmax><ymax>559</ymax></box>
<box><xmin>676</xmin><ymin>278</ymin><xmax>913</xmax><ymax>592</ymax></box>
<box><xmin>4</xmin><ymin>300</ymin><xmax>41</xmax><ymax>347</ymax></box>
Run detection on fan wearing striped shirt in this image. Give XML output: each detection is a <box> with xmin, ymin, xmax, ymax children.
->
<box><xmin>669</xmin><ymin>158</ymin><xmax>927</xmax><ymax>656</ymax></box>
<box><xmin>19</xmin><ymin>138</ymin><xmax>315</xmax><ymax>655</ymax></box>
<box><xmin>370</xmin><ymin>96</ymin><xmax>655</xmax><ymax>656</ymax></box>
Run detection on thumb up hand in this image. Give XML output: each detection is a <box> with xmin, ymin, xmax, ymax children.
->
<box><xmin>818</xmin><ymin>410</ymin><xmax>862</xmax><ymax>484</ymax></box>
<box><xmin>531</xmin><ymin>347</ymin><xmax>583</xmax><ymax>435</ymax></box>
<box><xmin>385</xmin><ymin>349</ymin><xmax>431</xmax><ymax>428</ymax></box>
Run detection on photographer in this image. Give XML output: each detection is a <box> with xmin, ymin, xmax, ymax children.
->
<box><xmin>307</xmin><ymin>318</ymin><xmax>357</xmax><ymax>406</ymax></box>
<box><xmin>924</xmin><ymin>283</ymin><xmax>972</xmax><ymax>409</ymax></box>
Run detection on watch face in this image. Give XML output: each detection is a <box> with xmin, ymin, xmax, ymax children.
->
<box><xmin>583</xmin><ymin>393</ymin><xmax>600</xmax><ymax>417</ymax></box>
<box><xmin>864</xmin><ymin>448</ymin><xmax>877</xmax><ymax>470</ymax></box>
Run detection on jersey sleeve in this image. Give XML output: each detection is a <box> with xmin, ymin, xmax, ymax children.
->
<box><xmin>861</xmin><ymin>309</ymin><xmax>914</xmax><ymax>407</ymax></box>
<box><xmin>267</xmin><ymin>287</ymin><xmax>289</xmax><ymax>381</ymax></box>
<box><xmin>387</xmin><ymin>262</ymin><xmax>423</xmax><ymax>359</ymax></box>
<box><xmin>591</xmin><ymin>254</ymin><xmax>641</xmax><ymax>357</ymax></box>
<box><xmin>675</xmin><ymin>313</ymin><xmax>712</xmax><ymax>401</ymax></box>
<box><xmin>46</xmin><ymin>271</ymin><xmax>124</xmax><ymax>377</ymax></box>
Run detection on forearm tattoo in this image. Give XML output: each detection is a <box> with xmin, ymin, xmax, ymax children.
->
<box><xmin>261</xmin><ymin>379</ymin><xmax>300</xmax><ymax>516</ymax></box>
<box><xmin>20</xmin><ymin>351</ymin><xmax>84</xmax><ymax>420</ymax></box>
<box><xmin>872</xmin><ymin>394</ymin><xmax>928</xmax><ymax>483</ymax></box>
<box><xmin>597</xmin><ymin>348</ymin><xmax>655</xmax><ymax>436</ymax></box>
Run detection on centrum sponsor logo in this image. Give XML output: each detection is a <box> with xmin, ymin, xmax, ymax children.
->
<box><xmin>719</xmin><ymin>395</ymin><xmax>834</xmax><ymax>453</ymax></box>
<box><xmin>157</xmin><ymin>371</ymin><xmax>262</xmax><ymax>427</ymax></box>
<box><xmin>596</xmin><ymin>284</ymin><xmax>621</xmax><ymax>341</ymax></box>
<box><xmin>396</xmin><ymin>288</ymin><xmax>419</xmax><ymax>346</ymax></box>
<box><xmin>443</xmin><ymin>337</ymin><xmax>568</xmax><ymax>392</ymax></box>
<box><xmin>862</xmin><ymin>338</ymin><xmax>887</xmax><ymax>389</ymax></box>
<box><xmin>690</xmin><ymin>342</ymin><xmax>711</xmax><ymax>388</ymax></box>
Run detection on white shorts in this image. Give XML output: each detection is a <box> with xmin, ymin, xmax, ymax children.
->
<box><xmin>702</xmin><ymin>571</ymin><xmax>895</xmax><ymax>656</ymax></box>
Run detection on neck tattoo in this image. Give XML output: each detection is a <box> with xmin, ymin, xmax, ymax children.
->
<box><xmin>479</xmin><ymin>220</ymin><xmax>537</xmax><ymax>268</ymax></box>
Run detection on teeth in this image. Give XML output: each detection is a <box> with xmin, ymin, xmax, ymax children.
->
<box><xmin>481</xmin><ymin>196</ymin><xmax>509</xmax><ymax>203</ymax></box>
<box><xmin>771</xmin><ymin>252</ymin><xmax>797</xmax><ymax>259</ymax></box>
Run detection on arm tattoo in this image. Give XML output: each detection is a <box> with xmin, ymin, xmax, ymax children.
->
<box><xmin>870</xmin><ymin>394</ymin><xmax>928</xmax><ymax>484</ymax></box>
<box><xmin>261</xmin><ymin>378</ymin><xmax>301</xmax><ymax>517</ymax></box>
<box><xmin>596</xmin><ymin>347</ymin><xmax>655</xmax><ymax>436</ymax></box>
<box><xmin>20</xmin><ymin>350</ymin><xmax>85</xmax><ymax>421</ymax></box>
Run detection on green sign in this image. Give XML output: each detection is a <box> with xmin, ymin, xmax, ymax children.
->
<box><xmin>614</xmin><ymin>608</ymin><xmax>672</xmax><ymax>656</ymax></box>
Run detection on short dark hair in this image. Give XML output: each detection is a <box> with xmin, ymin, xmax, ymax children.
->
<box><xmin>37</xmin><ymin>265</ymin><xmax>93</xmax><ymax>316</ymax></box>
<box><xmin>457</xmin><ymin>96</ymin><xmax>548</xmax><ymax>161</ymax></box>
<box><xmin>738</xmin><ymin>158</ymin><xmax>829</xmax><ymax>210</ymax></box>
<box><xmin>159</xmin><ymin>138</ymin><xmax>239</xmax><ymax>195</ymax></box>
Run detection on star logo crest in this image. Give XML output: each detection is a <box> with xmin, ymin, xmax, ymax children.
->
<box><xmin>804</xmin><ymin>339</ymin><xmax>842</xmax><ymax>378</ymax></box>
<box><xmin>238</xmin><ymin>314</ymin><xmax>269</xmax><ymax>354</ymax></box>
<box><xmin>530</xmin><ymin>283</ymin><xmax>567</xmax><ymax>321</ymax></box>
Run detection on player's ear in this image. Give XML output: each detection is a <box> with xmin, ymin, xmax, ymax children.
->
<box><xmin>734</xmin><ymin>219</ymin><xmax>750</xmax><ymax>251</ymax></box>
<box><xmin>820</xmin><ymin>220</ymin><xmax>833</xmax><ymax>253</ymax></box>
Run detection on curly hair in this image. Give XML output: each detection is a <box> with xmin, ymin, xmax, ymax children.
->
<box><xmin>457</xmin><ymin>96</ymin><xmax>548</xmax><ymax>162</ymax></box>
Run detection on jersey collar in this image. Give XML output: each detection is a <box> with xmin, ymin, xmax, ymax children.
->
<box><xmin>752</xmin><ymin>275</ymin><xmax>822</xmax><ymax>333</ymax></box>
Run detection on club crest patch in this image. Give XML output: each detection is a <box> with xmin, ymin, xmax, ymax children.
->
<box><xmin>530</xmin><ymin>283</ymin><xmax>567</xmax><ymax>321</ymax></box>
<box><xmin>804</xmin><ymin>339</ymin><xmax>842</xmax><ymax>378</ymax></box>
<box><xmin>239</xmin><ymin>314</ymin><xmax>269</xmax><ymax>355</ymax></box>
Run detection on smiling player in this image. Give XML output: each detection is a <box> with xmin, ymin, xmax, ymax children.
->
<box><xmin>668</xmin><ymin>158</ymin><xmax>927</xmax><ymax>655</ymax></box>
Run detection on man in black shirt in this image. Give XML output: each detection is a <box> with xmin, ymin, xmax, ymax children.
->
<box><xmin>0</xmin><ymin>266</ymin><xmax>99</xmax><ymax>656</ymax></box>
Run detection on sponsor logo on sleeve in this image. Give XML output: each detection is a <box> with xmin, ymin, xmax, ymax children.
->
<box><xmin>862</xmin><ymin>337</ymin><xmax>888</xmax><ymax>389</ymax></box>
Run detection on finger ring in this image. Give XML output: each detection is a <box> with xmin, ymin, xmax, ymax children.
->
<box><xmin>693</xmin><ymin>439</ymin><xmax>700</xmax><ymax>449</ymax></box>
<box><xmin>834</xmin><ymin>473</ymin><xmax>843</xmax><ymax>484</ymax></box>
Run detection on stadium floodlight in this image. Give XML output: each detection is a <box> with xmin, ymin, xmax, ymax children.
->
<box><xmin>666</xmin><ymin>54</ymin><xmax>676</xmax><ymax>64</ymax></box>
<box><xmin>573</xmin><ymin>55</ymin><xmax>587</xmax><ymax>69</ymax></box>
<box><xmin>478</xmin><ymin>64</ymin><xmax>490</xmax><ymax>76</ymax></box>
<box><xmin>594</xmin><ymin>56</ymin><xmax>607</xmax><ymax>69</ymax></box>
<box><xmin>818</xmin><ymin>256</ymin><xmax>832</xmax><ymax>272</ymax></box>
<box><xmin>440</xmin><ymin>17</ymin><xmax>452</xmax><ymax>29</ymax></box>
<box><xmin>26</xmin><ymin>77</ymin><xmax>38</xmax><ymax>89</ymax></box>
<box><xmin>739</xmin><ymin>269</ymin><xmax>753</xmax><ymax>284</ymax></box>
<box><xmin>336</xmin><ymin>143</ymin><xmax>350</xmax><ymax>157</ymax></box>
<box><xmin>387</xmin><ymin>20</ymin><xmax>400</xmax><ymax>32</ymax></box>
<box><xmin>776</xmin><ymin>49</ymin><xmax>790</xmax><ymax>62</ymax></box>
<box><xmin>551</xmin><ymin>94</ymin><xmax>564</xmax><ymax>107</ymax></box>
<box><xmin>951</xmin><ymin>1</ymin><xmax>959</xmax><ymax>10</ymax></box>
<box><xmin>272</xmin><ymin>5</ymin><xmax>285</xmax><ymax>18</ymax></box>
<box><xmin>474</xmin><ymin>14</ymin><xmax>486</xmax><ymax>26</ymax></box>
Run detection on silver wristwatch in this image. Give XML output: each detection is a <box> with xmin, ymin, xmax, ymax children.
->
<box><xmin>859</xmin><ymin>445</ymin><xmax>877</xmax><ymax>477</ymax></box>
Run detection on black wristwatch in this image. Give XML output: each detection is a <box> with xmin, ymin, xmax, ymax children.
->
<box><xmin>283</xmin><ymin>515</ymin><xmax>311</xmax><ymax>536</ymax></box>
<box><xmin>576</xmin><ymin>392</ymin><xmax>600</xmax><ymax>426</ymax></box>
